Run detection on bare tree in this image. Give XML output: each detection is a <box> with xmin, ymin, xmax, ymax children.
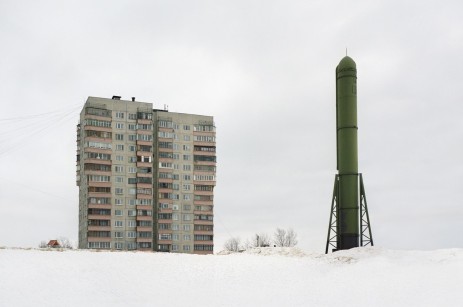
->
<box><xmin>274</xmin><ymin>228</ymin><xmax>287</xmax><ymax>247</ymax></box>
<box><xmin>224</xmin><ymin>237</ymin><xmax>241</xmax><ymax>252</ymax></box>
<box><xmin>250</xmin><ymin>233</ymin><xmax>271</xmax><ymax>247</ymax></box>
<box><xmin>57</xmin><ymin>237</ymin><xmax>74</xmax><ymax>249</ymax></box>
<box><xmin>285</xmin><ymin>228</ymin><xmax>298</xmax><ymax>247</ymax></box>
<box><xmin>273</xmin><ymin>228</ymin><xmax>298</xmax><ymax>247</ymax></box>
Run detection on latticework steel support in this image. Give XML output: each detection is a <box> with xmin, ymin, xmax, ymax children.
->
<box><xmin>325</xmin><ymin>173</ymin><xmax>373</xmax><ymax>254</ymax></box>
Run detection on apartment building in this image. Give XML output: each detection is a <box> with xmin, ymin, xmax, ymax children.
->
<box><xmin>76</xmin><ymin>96</ymin><xmax>216</xmax><ymax>254</ymax></box>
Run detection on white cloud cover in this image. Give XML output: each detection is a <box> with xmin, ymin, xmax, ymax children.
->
<box><xmin>0</xmin><ymin>0</ymin><xmax>462</xmax><ymax>251</ymax></box>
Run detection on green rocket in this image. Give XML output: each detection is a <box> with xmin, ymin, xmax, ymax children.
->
<box><xmin>326</xmin><ymin>56</ymin><xmax>373</xmax><ymax>253</ymax></box>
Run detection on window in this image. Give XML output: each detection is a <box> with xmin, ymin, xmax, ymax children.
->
<box><xmin>115</xmin><ymin>242</ymin><xmax>123</xmax><ymax>250</ymax></box>
<box><xmin>115</xmin><ymin>220</ymin><xmax>123</xmax><ymax>227</ymax></box>
<box><xmin>172</xmin><ymin>183</ymin><xmax>179</xmax><ymax>190</ymax></box>
<box><xmin>86</xmin><ymin>141</ymin><xmax>112</xmax><ymax>150</ymax></box>
<box><xmin>194</xmin><ymin>244</ymin><xmax>213</xmax><ymax>251</ymax></box>
<box><xmin>115</xmin><ymin>112</ymin><xmax>125</xmax><ymax>119</ymax></box>
<box><xmin>114</xmin><ymin>231</ymin><xmax>123</xmax><ymax>238</ymax></box>
<box><xmin>158</xmin><ymin>223</ymin><xmax>171</xmax><ymax>230</ymax></box>
<box><xmin>116</xmin><ymin>155</ymin><xmax>124</xmax><ymax>161</ymax></box>
<box><xmin>128</xmin><ymin>167</ymin><xmax>137</xmax><ymax>173</ymax></box>
<box><xmin>85</xmin><ymin>152</ymin><xmax>111</xmax><ymax>160</ymax></box>
<box><xmin>183</xmin><ymin>135</ymin><xmax>190</xmax><ymax>141</ymax></box>
<box><xmin>158</xmin><ymin>131</ymin><xmax>174</xmax><ymax>138</ymax></box>
<box><xmin>193</xmin><ymin>174</ymin><xmax>216</xmax><ymax>181</ymax></box>
<box><xmin>115</xmin><ymin>166</ymin><xmax>124</xmax><ymax>173</ymax></box>
<box><xmin>137</xmin><ymin>112</ymin><xmax>152</xmax><ymax>120</ymax></box>
<box><xmin>183</xmin><ymin>234</ymin><xmax>191</xmax><ymax>241</ymax></box>
<box><xmin>183</xmin><ymin>214</ymin><xmax>192</xmax><ymax>221</ymax></box>
<box><xmin>88</xmin><ymin>242</ymin><xmax>111</xmax><ymax>249</ymax></box>
<box><xmin>128</xmin><ymin>178</ymin><xmax>137</xmax><ymax>184</ymax></box>
<box><xmin>127</xmin><ymin>242</ymin><xmax>137</xmax><ymax>250</ymax></box>
<box><xmin>194</xmin><ymin>155</ymin><xmax>217</xmax><ymax>162</ymax></box>
<box><xmin>115</xmin><ymin>188</ymin><xmax>123</xmax><ymax>195</ymax></box>
<box><xmin>183</xmin><ymin>224</ymin><xmax>191</xmax><ymax>231</ymax></box>
<box><xmin>138</xmin><ymin>231</ymin><xmax>152</xmax><ymax>238</ymax></box>
<box><xmin>116</xmin><ymin>144</ymin><xmax>124</xmax><ymax>151</ymax></box>
<box><xmin>116</xmin><ymin>123</ymin><xmax>124</xmax><ymax>129</ymax></box>
<box><xmin>129</xmin><ymin>157</ymin><xmax>137</xmax><ymax>163</ymax></box>
<box><xmin>172</xmin><ymin>204</ymin><xmax>179</xmax><ymax>210</ymax></box>
<box><xmin>183</xmin><ymin>194</ymin><xmax>191</xmax><ymax>200</ymax></box>
<box><xmin>129</xmin><ymin>145</ymin><xmax>136</xmax><ymax>152</ymax></box>
<box><xmin>183</xmin><ymin>155</ymin><xmax>190</xmax><ymax>161</ymax></box>
<box><xmin>172</xmin><ymin>244</ymin><xmax>179</xmax><ymax>251</ymax></box>
<box><xmin>159</xmin><ymin>162</ymin><xmax>173</xmax><ymax>169</ymax></box>
<box><xmin>137</xmin><ymin>134</ymin><xmax>152</xmax><ymax>141</ymax></box>
<box><xmin>158</xmin><ymin>203</ymin><xmax>170</xmax><ymax>209</ymax></box>
<box><xmin>172</xmin><ymin>213</ymin><xmax>179</xmax><ymax>221</ymax></box>
<box><xmin>183</xmin><ymin>145</ymin><xmax>190</xmax><ymax>151</ymax></box>
<box><xmin>138</xmin><ymin>199</ymin><xmax>152</xmax><ymax>205</ymax></box>
<box><xmin>172</xmin><ymin>224</ymin><xmax>179</xmax><ymax>231</ymax></box>
<box><xmin>183</xmin><ymin>125</ymin><xmax>190</xmax><ymax>130</ymax></box>
<box><xmin>128</xmin><ymin>188</ymin><xmax>136</xmax><ymax>195</ymax></box>
<box><xmin>183</xmin><ymin>174</ymin><xmax>191</xmax><ymax>181</ymax></box>
<box><xmin>84</xmin><ymin>119</ymin><xmax>111</xmax><ymax>128</ymax></box>
<box><xmin>183</xmin><ymin>165</ymin><xmax>191</xmax><ymax>171</ymax></box>
<box><xmin>128</xmin><ymin>113</ymin><xmax>137</xmax><ymax>120</ymax></box>
<box><xmin>159</xmin><ymin>233</ymin><xmax>172</xmax><ymax>240</ymax></box>
<box><xmin>193</xmin><ymin>135</ymin><xmax>216</xmax><ymax>142</ymax></box>
<box><xmin>128</xmin><ymin>134</ymin><xmax>136</xmax><ymax>141</ymax></box>
<box><xmin>127</xmin><ymin>220</ymin><xmax>136</xmax><ymax>228</ymax></box>
<box><xmin>173</xmin><ymin>234</ymin><xmax>179</xmax><ymax>241</ymax></box>
<box><xmin>183</xmin><ymin>245</ymin><xmax>190</xmax><ymax>251</ymax></box>
<box><xmin>115</xmin><ymin>177</ymin><xmax>124</xmax><ymax>183</ymax></box>
<box><xmin>128</xmin><ymin>210</ymin><xmax>136</xmax><ymax>216</ymax></box>
<box><xmin>128</xmin><ymin>199</ymin><xmax>136</xmax><ymax>206</ymax></box>
<box><xmin>172</xmin><ymin>153</ymin><xmax>179</xmax><ymax>160</ymax></box>
<box><xmin>183</xmin><ymin>204</ymin><xmax>191</xmax><ymax>211</ymax></box>
<box><xmin>183</xmin><ymin>184</ymin><xmax>191</xmax><ymax>191</ymax></box>
<box><xmin>158</xmin><ymin>120</ymin><xmax>172</xmax><ymax>128</ymax></box>
<box><xmin>159</xmin><ymin>142</ymin><xmax>173</xmax><ymax>149</ymax></box>
<box><xmin>115</xmin><ymin>199</ymin><xmax>123</xmax><ymax>205</ymax></box>
<box><xmin>128</xmin><ymin>124</ymin><xmax>137</xmax><ymax>130</ymax></box>
<box><xmin>115</xmin><ymin>210</ymin><xmax>123</xmax><ymax>216</ymax></box>
<box><xmin>88</xmin><ymin>197</ymin><xmax>111</xmax><ymax>204</ymax></box>
<box><xmin>127</xmin><ymin>231</ymin><xmax>137</xmax><ymax>238</ymax></box>
<box><xmin>88</xmin><ymin>175</ymin><xmax>110</xmax><ymax>182</ymax></box>
<box><xmin>193</xmin><ymin>124</ymin><xmax>215</xmax><ymax>132</ymax></box>
<box><xmin>173</xmin><ymin>144</ymin><xmax>180</xmax><ymax>150</ymax></box>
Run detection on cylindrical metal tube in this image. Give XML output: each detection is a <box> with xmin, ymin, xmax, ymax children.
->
<box><xmin>336</xmin><ymin>56</ymin><xmax>359</xmax><ymax>249</ymax></box>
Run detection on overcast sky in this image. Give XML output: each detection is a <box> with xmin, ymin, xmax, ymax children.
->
<box><xmin>1</xmin><ymin>0</ymin><xmax>462</xmax><ymax>251</ymax></box>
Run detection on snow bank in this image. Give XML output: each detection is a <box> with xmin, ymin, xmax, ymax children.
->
<box><xmin>1</xmin><ymin>247</ymin><xmax>462</xmax><ymax>307</ymax></box>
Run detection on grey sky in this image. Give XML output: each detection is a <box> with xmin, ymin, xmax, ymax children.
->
<box><xmin>1</xmin><ymin>0</ymin><xmax>462</xmax><ymax>251</ymax></box>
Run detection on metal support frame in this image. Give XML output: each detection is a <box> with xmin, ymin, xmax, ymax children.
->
<box><xmin>325</xmin><ymin>173</ymin><xmax>373</xmax><ymax>254</ymax></box>
<box><xmin>359</xmin><ymin>174</ymin><xmax>373</xmax><ymax>247</ymax></box>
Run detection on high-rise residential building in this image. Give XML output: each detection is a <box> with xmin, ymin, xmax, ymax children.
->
<box><xmin>76</xmin><ymin>96</ymin><xmax>216</xmax><ymax>254</ymax></box>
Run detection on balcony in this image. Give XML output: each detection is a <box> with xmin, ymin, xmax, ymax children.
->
<box><xmin>88</xmin><ymin>214</ymin><xmax>111</xmax><ymax>220</ymax></box>
<box><xmin>88</xmin><ymin>226</ymin><xmax>111</xmax><ymax>231</ymax></box>
<box><xmin>136</xmin><ymin>215</ymin><xmax>152</xmax><ymax>221</ymax></box>
<box><xmin>88</xmin><ymin>203</ymin><xmax>111</xmax><ymax>210</ymax></box>
<box><xmin>87</xmin><ymin>237</ymin><xmax>111</xmax><ymax>242</ymax></box>
<box><xmin>136</xmin><ymin>161</ymin><xmax>152</xmax><ymax>168</ymax></box>
<box><xmin>136</xmin><ymin>237</ymin><xmax>153</xmax><ymax>243</ymax></box>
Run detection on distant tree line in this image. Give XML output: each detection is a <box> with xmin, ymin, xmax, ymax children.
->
<box><xmin>223</xmin><ymin>228</ymin><xmax>298</xmax><ymax>252</ymax></box>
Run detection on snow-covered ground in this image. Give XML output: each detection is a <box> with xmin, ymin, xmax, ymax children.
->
<box><xmin>1</xmin><ymin>247</ymin><xmax>462</xmax><ymax>307</ymax></box>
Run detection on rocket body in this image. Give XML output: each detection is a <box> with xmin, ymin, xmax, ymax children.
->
<box><xmin>336</xmin><ymin>56</ymin><xmax>359</xmax><ymax>249</ymax></box>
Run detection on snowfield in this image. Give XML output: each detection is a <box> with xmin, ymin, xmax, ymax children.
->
<box><xmin>1</xmin><ymin>247</ymin><xmax>462</xmax><ymax>307</ymax></box>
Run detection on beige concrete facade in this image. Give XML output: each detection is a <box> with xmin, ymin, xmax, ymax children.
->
<box><xmin>77</xmin><ymin>96</ymin><xmax>215</xmax><ymax>254</ymax></box>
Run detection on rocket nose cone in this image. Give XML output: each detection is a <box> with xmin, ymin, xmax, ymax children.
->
<box><xmin>337</xmin><ymin>56</ymin><xmax>356</xmax><ymax>71</ymax></box>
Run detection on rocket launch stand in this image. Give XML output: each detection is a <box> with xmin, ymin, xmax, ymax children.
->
<box><xmin>325</xmin><ymin>173</ymin><xmax>374</xmax><ymax>254</ymax></box>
